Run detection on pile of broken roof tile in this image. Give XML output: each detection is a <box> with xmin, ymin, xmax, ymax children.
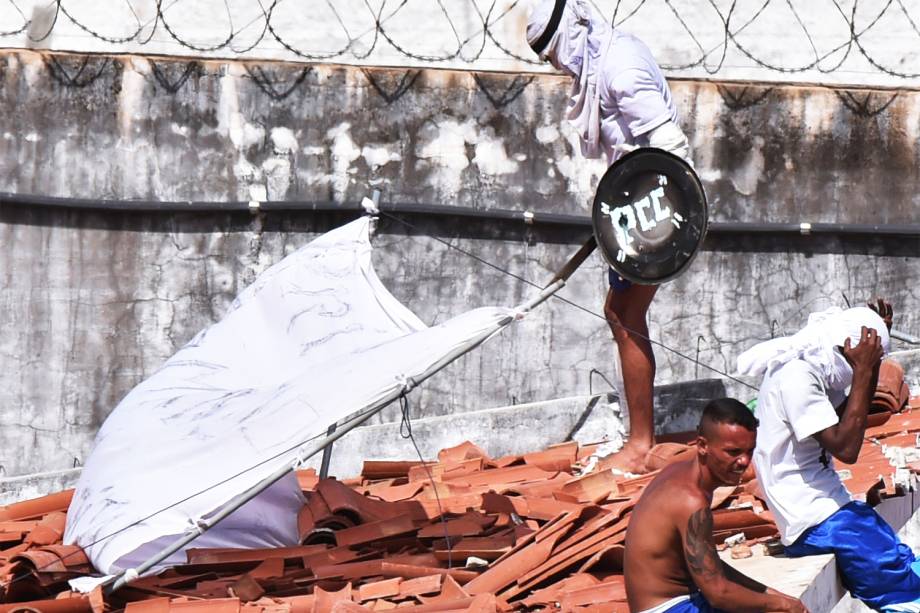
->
<box><xmin>2</xmin><ymin>395</ymin><xmax>919</xmax><ymax>612</ymax></box>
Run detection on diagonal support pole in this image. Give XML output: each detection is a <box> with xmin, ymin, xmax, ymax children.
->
<box><xmin>104</xmin><ymin>235</ymin><xmax>596</xmax><ymax>595</ymax></box>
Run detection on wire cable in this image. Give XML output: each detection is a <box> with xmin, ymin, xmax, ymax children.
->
<box><xmin>2</xmin><ymin>206</ymin><xmax>760</xmax><ymax>588</ymax></box>
<box><xmin>5</xmin><ymin>0</ymin><xmax>920</xmax><ymax>81</ymax></box>
<box><xmin>377</xmin><ymin>210</ymin><xmax>758</xmax><ymax>392</ymax></box>
<box><xmin>398</xmin><ymin>393</ymin><xmax>453</xmax><ymax>570</ymax></box>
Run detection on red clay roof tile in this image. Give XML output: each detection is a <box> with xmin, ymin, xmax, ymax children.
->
<box><xmin>334</xmin><ymin>516</ymin><xmax>418</xmax><ymax>548</ymax></box>
<box><xmin>437</xmin><ymin>442</ymin><xmax>489</xmax><ymax>465</ymax></box>
<box><xmin>312</xmin><ymin>583</ymin><xmax>353</xmax><ymax>612</ymax></box>
<box><xmin>4</xmin><ymin>412</ymin><xmax>919</xmax><ymax>613</ymax></box>
<box><xmin>356</xmin><ymin>577</ymin><xmax>401</xmax><ymax>602</ymax></box>
<box><xmin>464</xmin><ymin>529</ymin><xmax>565</xmax><ymax>596</ymax></box>
<box><xmin>556</xmin><ymin>576</ymin><xmax>626</xmax><ymax>609</ymax></box>
<box><xmin>365</xmin><ymin>482</ymin><xmax>425</xmax><ymax>504</ymax></box>
<box><xmin>229</xmin><ymin>575</ymin><xmax>265</xmax><ymax>602</ymax></box>
<box><xmin>0</xmin><ymin>491</ymin><xmax>74</xmax><ymax>523</ymax></box>
<box><xmin>329</xmin><ymin>601</ymin><xmax>373</xmax><ymax>612</ymax></box>
<box><xmin>397</xmin><ymin>574</ymin><xmax>442</xmax><ymax>598</ymax></box>
<box><xmin>417</xmin><ymin>514</ymin><xmax>493</xmax><ymax>540</ymax></box>
<box><xmin>522</xmin><ymin>443</ymin><xmax>577</xmax><ymax>472</ymax></box>
<box><xmin>555</xmin><ymin>471</ymin><xmax>620</xmax><ymax>504</ymax></box>
<box><xmin>124</xmin><ymin>596</ymin><xmax>172</xmax><ymax>613</ymax></box>
<box><xmin>0</xmin><ymin>595</ymin><xmax>93</xmax><ymax>613</ymax></box>
<box><xmin>361</xmin><ymin>461</ymin><xmax>426</xmax><ymax>481</ymax></box>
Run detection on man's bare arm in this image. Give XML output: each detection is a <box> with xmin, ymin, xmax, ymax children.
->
<box><xmin>683</xmin><ymin>506</ymin><xmax>806</xmax><ymax>612</ymax></box>
<box><xmin>813</xmin><ymin>326</ymin><xmax>883</xmax><ymax>464</ymax></box>
<box><xmin>721</xmin><ymin>560</ymin><xmax>767</xmax><ymax>593</ymax></box>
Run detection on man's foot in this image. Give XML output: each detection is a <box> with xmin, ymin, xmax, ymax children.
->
<box><xmin>596</xmin><ymin>442</ymin><xmax>652</xmax><ymax>475</ymax></box>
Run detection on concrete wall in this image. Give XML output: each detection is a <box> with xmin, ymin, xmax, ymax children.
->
<box><xmin>2</xmin><ymin>350</ymin><xmax>917</xmax><ymax>503</ymax></box>
<box><xmin>2</xmin><ymin>1</ymin><xmax>919</xmax><ymax>88</ymax></box>
<box><xmin>1</xmin><ymin>49</ymin><xmax>919</xmax><ymax>478</ymax></box>
<box><xmin>2</xmin><ymin>53</ymin><xmax>919</xmax><ymax>222</ymax></box>
<box><xmin>0</xmin><ymin>378</ymin><xmax>728</xmax><ymax>503</ymax></box>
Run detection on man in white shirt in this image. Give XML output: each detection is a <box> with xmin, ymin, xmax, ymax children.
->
<box><xmin>739</xmin><ymin>303</ymin><xmax>920</xmax><ymax>611</ymax></box>
<box><xmin>526</xmin><ymin>0</ymin><xmax>692</xmax><ymax>474</ymax></box>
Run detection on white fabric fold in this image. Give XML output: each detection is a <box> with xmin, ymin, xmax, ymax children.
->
<box><xmin>737</xmin><ymin>306</ymin><xmax>889</xmax><ymax>392</ymax></box>
<box><xmin>527</xmin><ymin>0</ymin><xmax>612</xmax><ymax>158</ymax></box>
<box><xmin>68</xmin><ymin>575</ymin><xmax>113</xmax><ymax>594</ymax></box>
<box><xmin>647</xmin><ymin>120</ymin><xmax>691</xmax><ymax>163</ymax></box>
<box><xmin>64</xmin><ymin>217</ymin><xmax>516</xmax><ymax>574</ymax></box>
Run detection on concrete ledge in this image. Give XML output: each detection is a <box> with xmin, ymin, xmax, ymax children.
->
<box><xmin>306</xmin><ymin>378</ymin><xmax>730</xmax><ymax>478</ymax></box>
<box><xmin>303</xmin><ymin>393</ymin><xmax>626</xmax><ymax>478</ymax></box>
<box><xmin>724</xmin><ymin>489</ymin><xmax>920</xmax><ymax>612</ymax></box>
<box><xmin>892</xmin><ymin>349</ymin><xmax>920</xmax><ymax>392</ymax></box>
<box><xmin>0</xmin><ymin>468</ymin><xmax>81</xmax><ymax>506</ymax></box>
<box><xmin>0</xmin><ymin>376</ymin><xmax>742</xmax><ymax>501</ymax></box>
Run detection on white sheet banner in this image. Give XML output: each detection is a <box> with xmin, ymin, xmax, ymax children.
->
<box><xmin>64</xmin><ymin>217</ymin><xmax>515</xmax><ymax>575</ymax></box>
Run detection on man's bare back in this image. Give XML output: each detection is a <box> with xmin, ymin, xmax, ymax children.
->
<box><xmin>623</xmin><ymin>398</ymin><xmax>807</xmax><ymax>613</ymax></box>
<box><xmin>626</xmin><ymin>460</ymin><xmax>710</xmax><ymax>609</ymax></box>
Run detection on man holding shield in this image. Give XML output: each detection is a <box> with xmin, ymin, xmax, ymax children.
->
<box><xmin>526</xmin><ymin>0</ymin><xmax>693</xmax><ymax>473</ymax></box>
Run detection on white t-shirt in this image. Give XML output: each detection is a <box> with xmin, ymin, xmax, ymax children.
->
<box><xmin>752</xmin><ymin>359</ymin><xmax>852</xmax><ymax>545</ymax></box>
<box><xmin>598</xmin><ymin>31</ymin><xmax>680</xmax><ymax>164</ymax></box>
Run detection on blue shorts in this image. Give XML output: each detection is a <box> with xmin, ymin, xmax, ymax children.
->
<box><xmin>785</xmin><ymin>501</ymin><xmax>920</xmax><ymax>611</ymax></box>
<box><xmin>655</xmin><ymin>592</ymin><xmax>725</xmax><ymax>613</ymax></box>
<box><xmin>608</xmin><ymin>268</ymin><xmax>633</xmax><ymax>292</ymax></box>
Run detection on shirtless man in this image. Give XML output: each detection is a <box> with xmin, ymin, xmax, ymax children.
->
<box><xmin>625</xmin><ymin>398</ymin><xmax>807</xmax><ymax>613</ymax></box>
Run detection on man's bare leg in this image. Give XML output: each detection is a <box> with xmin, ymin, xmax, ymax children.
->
<box><xmin>598</xmin><ymin>283</ymin><xmax>658</xmax><ymax>474</ymax></box>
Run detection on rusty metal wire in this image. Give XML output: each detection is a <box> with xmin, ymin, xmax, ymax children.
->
<box><xmin>0</xmin><ymin>0</ymin><xmax>918</xmax><ymax>79</ymax></box>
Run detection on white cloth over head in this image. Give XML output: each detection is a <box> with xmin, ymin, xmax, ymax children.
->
<box><xmin>526</xmin><ymin>0</ymin><xmax>684</xmax><ymax>164</ymax></box>
<box><xmin>527</xmin><ymin>0</ymin><xmax>609</xmax><ymax>159</ymax></box>
<box><xmin>737</xmin><ymin>306</ymin><xmax>889</xmax><ymax>393</ymax></box>
<box><xmin>64</xmin><ymin>217</ymin><xmax>516</xmax><ymax>575</ymax></box>
<box><xmin>744</xmin><ymin>306</ymin><xmax>889</xmax><ymax>545</ymax></box>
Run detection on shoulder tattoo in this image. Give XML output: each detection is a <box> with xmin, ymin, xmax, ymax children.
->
<box><xmin>684</xmin><ymin>507</ymin><xmax>720</xmax><ymax>583</ymax></box>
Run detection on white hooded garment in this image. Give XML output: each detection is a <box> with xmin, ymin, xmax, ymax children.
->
<box><xmin>740</xmin><ymin>306</ymin><xmax>889</xmax><ymax>545</ymax></box>
<box><xmin>526</xmin><ymin>0</ymin><xmax>684</xmax><ymax>163</ymax></box>
<box><xmin>737</xmin><ymin>306</ymin><xmax>890</xmax><ymax>393</ymax></box>
<box><xmin>64</xmin><ymin>217</ymin><xmax>516</xmax><ymax>576</ymax></box>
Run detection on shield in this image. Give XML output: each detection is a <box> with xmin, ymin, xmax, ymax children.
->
<box><xmin>591</xmin><ymin>148</ymin><xmax>708</xmax><ymax>285</ymax></box>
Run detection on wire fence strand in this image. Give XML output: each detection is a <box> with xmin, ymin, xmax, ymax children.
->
<box><xmin>0</xmin><ymin>1</ymin><xmax>917</xmax><ymax>80</ymax></box>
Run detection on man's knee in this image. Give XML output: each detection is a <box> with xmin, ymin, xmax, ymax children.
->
<box><xmin>604</xmin><ymin>301</ymin><xmax>628</xmax><ymax>339</ymax></box>
<box><xmin>606</xmin><ymin>301</ymin><xmax>647</xmax><ymax>334</ymax></box>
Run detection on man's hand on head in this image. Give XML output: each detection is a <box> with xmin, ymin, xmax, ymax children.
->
<box><xmin>816</xmin><ymin>325</ymin><xmax>882</xmax><ymax>465</ymax></box>
<box><xmin>868</xmin><ymin>297</ymin><xmax>893</xmax><ymax>332</ymax></box>
<box><xmin>842</xmin><ymin>326</ymin><xmax>884</xmax><ymax>378</ymax></box>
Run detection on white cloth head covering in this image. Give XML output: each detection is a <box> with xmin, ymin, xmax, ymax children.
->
<box><xmin>737</xmin><ymin>306</ymin><xmax>889</xmax><ymax>392</ymax></box>
<box><xmin>527</xmin><ymin>0</ymin><xmax>612</xmax><ymax>158</ymax></box>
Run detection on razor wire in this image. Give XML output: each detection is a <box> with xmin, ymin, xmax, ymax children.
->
<box><xmin>0</xmin><ymin>0</ymin><xmax>919</xmax><ymax>80</ymax></box>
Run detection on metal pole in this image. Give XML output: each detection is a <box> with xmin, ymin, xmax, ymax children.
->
<box><xmin>545</xmin><ymin>236</ymin><xmax>597</xmax><ymax>287</ymax></box>
<box><xmin>105</xmin><ymin>309</ymin><xmax>527</xmax><ymax>593</ymax></box>
<box><xmin>103</xmin><ymin>233</ymin><xmax>596</xmax><ymax>594</ymax></box>
<box><xmin>519</xmin><ymin>279</ymin><xmax>565</xmax><ymax>313</ymax></box>
<box><xmin>318</xmin><ymin>423</ymin><xmax>337</xmax><ymax>480</ymax></box>
<box><xmin>105</xmin><ymin>403</ymin><xmax>382</xmax><ymax>592</ymax></box>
